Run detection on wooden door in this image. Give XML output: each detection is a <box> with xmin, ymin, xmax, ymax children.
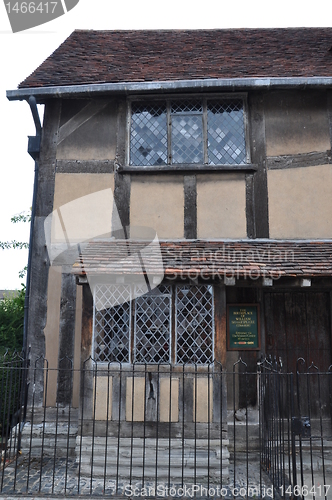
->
<box><xmin>264</xmin><ymin>291</ymin><xmax>332</xmax><ymax>372</ymax></box>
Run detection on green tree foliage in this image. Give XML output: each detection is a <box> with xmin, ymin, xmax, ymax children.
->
<box><xmin>0</xmin><ymin>211</ymin><xmax>30</xmax><ymax>251</ymax></box>
<box><xmin>0</xmin><ymin>287</ymin><xmax>25</xmax><ymax>356</ymax></box>
<box><xmin>0</xmin><ymin>211</ymin><xmax>28</xmax><ymax>353</ymax></box>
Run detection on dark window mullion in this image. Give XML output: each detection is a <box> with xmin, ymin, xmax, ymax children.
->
<box><xmin>131</xmin><ymin>287</ymin><xmax>135</xmax><ymax>363</ymax></box>
<box><xmin>203</xmin><ymin>98</ymin><xmax>208</xmax><ymax>164</ymax></box>
<box><xmin>171</xmin><ymin>285</ymin><xmax>176</xmax><ymax>364</ymax></box>
<box><xmin>167</xmin><ymin>100</ymin><xmax>172</xmax><ymax>164</ymax></box>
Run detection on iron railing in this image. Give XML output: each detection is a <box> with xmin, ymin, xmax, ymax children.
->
<box><xmin>0</xmin><ymin>353</ymin><xmax>332</xmax><ymax>498</ymax></box>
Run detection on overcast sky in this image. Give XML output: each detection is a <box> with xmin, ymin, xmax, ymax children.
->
<box><xmin>0</xmin><ymin>0</ymin><xmax>331</xmax><ymax>290</ymax></box>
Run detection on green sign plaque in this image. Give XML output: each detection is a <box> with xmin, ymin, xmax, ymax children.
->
<box><xmin>227</xmin><ymin>304</ymin><xmax>260</xmax><ymax>350</ymax></box>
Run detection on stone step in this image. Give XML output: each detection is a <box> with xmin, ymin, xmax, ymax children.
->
<box><xmin>78</xmin><ymin>464</ymin><xmax>229</xmax><ymax>479</ymax></box>
<box><xmin>297</xmin><ymin>457</ymin><xmax>332</xmax><ymax>472</ymax></box>
<box><xmin>20</xmin><ymin>422</ymin><xmax>78</xmax><ymax>438</ymax></box>
<box><xmin>78</xmin><ymin>453</ymin><xmax>229</xmax><ymax>467</ymax></box>
<box><xmin>76</xmin><ymin>437</ymin><xmax>229</xmax><ymax>448</ymax></box>
<box><xmin>77</xmin><ymin>444</ymin><xmax>230</xmax><ymax>459</ymax></box>
<box><xmin>19</xmin><ymin>422</ymin><xmax>78</xmax><ymax>457</ymax></box>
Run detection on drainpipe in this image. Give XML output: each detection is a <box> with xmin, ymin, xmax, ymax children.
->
<box><xmin>23</xmin><ymin>96</ymin><xmax>42</xmax><ymax>356</ymax></box>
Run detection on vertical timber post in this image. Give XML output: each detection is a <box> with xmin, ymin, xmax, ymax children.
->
<box><xmin>184</xmin><ymin>175</ymin><xmax>197</xmax><ymax>239</ymax></box>
<box><xmin>57</xmin><ymin>272</ymin><xmax>77</xmax><ymax>405</ymax></box>
<box><xmin>27</xmin><ymin>99</ymin><xmax>61</xmax><ymax>406</ymax></box>
<box><xmin>80</xmin><ymin>284</ymin><xmax>94</xmax><ymax>419</ymax></box>
<box><xmin>113</xmin><ymin>98</ymin><xmax>130</xmax><ymax>236</ymax></box>
<box><xmin>214</xmin><ymin>284</ymin><xmax>228</xmax><ymax>440</ymax></box>
<box><xmin>248</xmin><ymin>92</ymin><xmax>269</xmax><ymax>238</ymax></box>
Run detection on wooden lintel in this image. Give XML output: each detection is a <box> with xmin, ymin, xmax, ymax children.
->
<box><xmin>117</xmin><ymin>164</ymin><xmax>258</xmax><ymax>174</ymax></box>
<box><xmin>267</xmin><ymin>150</ymin><xmax>332</xmax><ymax>170</ymax></box>
<box><xmin>56</xmin><ymin>159</ymin><xmax>115</xmax><ymax>173</ymax></box>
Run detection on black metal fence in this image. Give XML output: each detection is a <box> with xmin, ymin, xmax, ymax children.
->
<box><xmin>1</xmin><ymin>353</ymin><xmax>332</xmax><ymax>498</ymax></box>
<box><xmin>259</xmin><ymin>358</ymin><xmax>332</xmax><ymax>500</ymax></box>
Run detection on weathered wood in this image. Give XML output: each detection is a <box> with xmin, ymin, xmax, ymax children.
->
<box><xmin>81</xmin><ymin>284</ymin><xmax>93</xmax><ymax>364</ymax></box>
<box><xmin>27</xmin><ymin>99</ymin><xmax>62</xmax><ymax>406</ymax></box>
<box><xmin>267</xmin><ymin>150</ymin><xmax>332</xmax><ymax>170</ymax></box>
<box><xmin>245</xmin><ymin>173</ymin><xmax>255</xmax><ymax>238</ymax></box>
<box><xmin>56</xmin><ymin>159</ymin><xmax>115</xmax><ymax>173</ymax></box>
<box><xmin>248</xmin><ymin>93</ymin><xmax>269</xmax><ymax>238</ymax></box>
<box><xmin>80</xmin><ymin>284</ymin><xmax>94</xmax><ymax>418</ymax></box>
<box><xmin>264</xmin><ymin>290</ymin><xmax>332</xmax><ymax>374</ymax></box>
<box><xmin>184</xmin><ymin>175</ymin><xmax>197</xmax><ymax>239</ymax></box>
<box><xmin>118</xmin><ymin>164</ymin><xmax>258</xmax><ymax>174</ymax></box>
<box><xmin>113</xmin><ymin>99</ymin><xmax>130</xmax><ymax>234</ymax></box>
<box><xmin>57</xmin><ymin>273</ymin><xmax>77</xmax><ymax>405</ymax></box>
<box><xmin>214</xmin><ymin>285</ymin><xmax>227</xmax><ymax>365</ymax></box>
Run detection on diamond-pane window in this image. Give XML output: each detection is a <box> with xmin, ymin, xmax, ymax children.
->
<box><xmin>207</xmin><ymin>99</ymin><xmax>246</xmax><ymax>165</ymax></box>
<box><xmin>94</xmin><ymin>285</ymin><xmax>131</xmax><ymax>363</ymax></box>
<box><xmin>172</xmin><ymin>114</ymin><xmax>204</xmax><ymax>163</ymax></box>
<box><xmin>130</xmin><ymin>102</ymin><xmax>167</xmax><ymax>166</ymax></box>
<box><xmin>134</xmin><ymin>285</ymin><xmax>171</xmax><ymax>363</ymax></box>
<box><xmin>176</xmin><ymin>285</ymin><xmax>214</xmax><ymax>364</ymax></box>
<box><xmin>93</xmin><ymin>284</ymin><xmax>214</xmax><ymax>365</ymax></box>
<box><xmin>130</xmin><ymin>97</ymin><xmax>247</xmax><ymax>166</ymax></box>
<box><xmin>171</xmin><ymin>100</ymin><xmax>202</xmax><ymax>114</ymax></box>
<box><xmin>171</xmin><ymin>100</ymin><xmax>204</xmax><ymax>163</ymax></box>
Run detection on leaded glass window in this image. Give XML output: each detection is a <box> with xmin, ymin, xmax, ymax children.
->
<box><xmin>94</xmin><ymin>284</ymin><xmax>131</xmax><ymax>363</ymax></box>
<box><xmin>129</xmin><ymin>97</ymin><xmax>247</xmax><ymax>166</ymax></box>
<box><xmin>93</xmin><ymin>284</ymin><xmax>214</xmax><ymax>364</ymax></box>
<box><xmin>176</xmin><ymin>285</ymin><xmax>214</xmax><ymax>364</ymax></box>
<box><xmin>134</xmin><ymin>285</ymin><xmax>171</xmax><ymax>363</ymax></box>
<box><xmin>130</xmin><ymin>102</ymin><xmax>167</xmax><ymax>166</ymax></box>
<box><xmin>171</xmin><ymin>100</ymin><xmax>204</xmax><ymax>164</ymax></box>
<box><xmin>207</xmin><ymin>99</ymin><xmax>246</xmax><ymax>165</ymax></box>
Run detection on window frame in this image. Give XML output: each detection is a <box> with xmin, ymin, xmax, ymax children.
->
<box><xmin>92</xmin><ymin>283</ymin><xmax>215</xmax><ymax>365</ymax></box>
<box><xmin>125</xmin><ymin>93</ymin><xmax>252</xmax><ymax>171</ymax></box>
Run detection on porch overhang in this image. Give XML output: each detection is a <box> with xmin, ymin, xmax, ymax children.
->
<box><xmin>72</xmin><ymin>239</ymin><xmax>332</xmax><ymax>283</ymax></box>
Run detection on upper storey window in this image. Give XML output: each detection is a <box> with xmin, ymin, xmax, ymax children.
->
<box><xmin>129</xmin><ymin>97</ymin><xmax>247</xmax><ymax>166</ymax></box>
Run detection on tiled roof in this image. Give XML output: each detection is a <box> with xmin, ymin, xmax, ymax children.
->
<box><xmin>72</xmin><ymin>240</ymin><xmax>332</xmax><ymax>279</ymax></box>
<box><xmin>19</xmin><ymin>28</ymin><xmax>332</xmax><ymax>88</ymax></box>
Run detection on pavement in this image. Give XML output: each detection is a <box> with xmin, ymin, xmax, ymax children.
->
<box><xmin>0</xmin><ymin>454</ymin><xmax>275</xmax><ymax>499</ymax></box>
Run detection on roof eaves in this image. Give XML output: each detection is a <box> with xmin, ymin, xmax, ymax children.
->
<box><xmin>7</xmin><ymin>76</ymin><xmax>332</xmax><ymax>102</ymax></box>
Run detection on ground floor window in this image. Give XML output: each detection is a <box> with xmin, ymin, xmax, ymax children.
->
<box><xmin>93</xmin><ymin>284</ymin><xmax>214</xmax><ymax>364</ymax></box>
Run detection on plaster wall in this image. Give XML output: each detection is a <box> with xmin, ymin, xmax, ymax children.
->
<box><xmin>94</xmin><ymin>376</ymin><xmax>113</xmax><ymax>420</ymax></box>
<box><xmin>53</xmin><ymin>173</ymin><xmax>115</xmax><ymax>242</ymax></box>
<box><xmin>268</xmin><ymin>164</ymin><xmax>332</xmax><ymax>238</ymax></box>
<box><xmin>193</xmin><ymin>378</ymin><xmax>213</xmax><ymax>423</ymax></box>
<box><xmin>126</xmin><ymin>377</ymin><xmax>146</xmax><ymax>421</ymax></box>
<box><xmin>159</xmin><ymin>378</ymin><xmax>179</xmax><ymax>422</ymax></box>
<box><xmin>122</xmin><ymin>377</ymin><xmax>213</xmax><ymax>423</ymax></box>
<box><xmin>265</xmin><ymin>91</ymin><xmax>330</xmax><ymax>156</ymax></box>
<box><xmin>130</xmin><ymin>175</ymin><xmax>184</xmax><ymax>239</ymax></box>
<box><xmin>56</xmin><ymin>100</ymin><xmax>117</xmax><ymax>161</ymax></box>
<box><xmin>197</xmin><ymin>174</ymin><xmax>247</xmax><ymax>239</ymax></box>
